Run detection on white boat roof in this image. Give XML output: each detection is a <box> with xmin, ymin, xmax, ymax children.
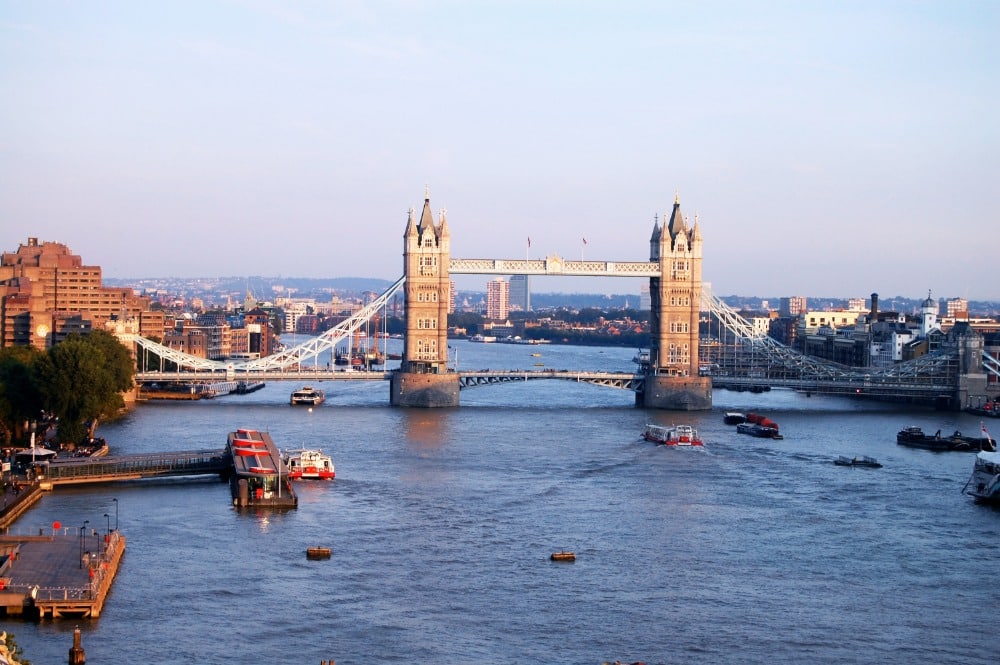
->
<box><xmin>976</xmin><ymin>450</ymin><xmax>1000</xmax><ymax>463</ymax></box>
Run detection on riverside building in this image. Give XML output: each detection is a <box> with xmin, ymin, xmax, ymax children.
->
<box><xmin>0</xmin><ymin>237</ymin><xmax>161</xmax><ymax>349</ymax></box>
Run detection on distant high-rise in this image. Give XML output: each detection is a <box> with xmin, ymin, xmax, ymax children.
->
<box><xmin>509</xmin><ymin>274</ymin><xmax>530</xmax><ymax>311</ymax></box>
<box><xmin>779</xmin><ymin>296</ymin><xmax>808</xmax><ymax>317</ymax></box>
<box><xmin>486</xmin><ymin>278</ymin><xmax>509</xmax><ymax>320</ymax></box>
<box><xmin>946</xmin><ymin>297</ymin><xmax>968</xmax><ymax>318</ymax></box>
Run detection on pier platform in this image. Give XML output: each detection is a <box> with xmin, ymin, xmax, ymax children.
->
<box><xmin>227</xmin><ymin>429</ymin><xmax>297</xmax><ymax>509</ymax></box>
<box><xmin>0</xmin><ymin>528</ymin><xmax>125</xmax><ymax>620</ymax></box>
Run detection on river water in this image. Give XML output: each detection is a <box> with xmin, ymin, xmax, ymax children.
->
<box><xmin>6</xmin><ymin>340</ymin><xmax>1000</xmax><ymax>664</ymax></box>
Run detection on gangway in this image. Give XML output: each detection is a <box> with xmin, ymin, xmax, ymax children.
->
<box><xmin>39</xmin><ymin>450</ymin><xmax>230</xmax><ymax>486</ymax></box>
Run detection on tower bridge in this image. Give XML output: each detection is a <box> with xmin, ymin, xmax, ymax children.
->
<box><xmin>127</xmin><ymin>192</ymin><xmax>996</xmax><ymax>410</ymax></box>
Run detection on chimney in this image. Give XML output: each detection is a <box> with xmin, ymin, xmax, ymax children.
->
<box><xmin>869</xmin><ymin>293</ymin><xmax>879</xmax><ymax>321</ymax></box>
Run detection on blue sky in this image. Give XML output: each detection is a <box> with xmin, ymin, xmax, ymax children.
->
<box><xmin>2</xmin><ymin>1</ymin><xmax>997</xmax><ymax>300</ymax></box>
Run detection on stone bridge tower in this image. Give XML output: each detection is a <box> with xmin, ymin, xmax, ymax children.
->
<box><xmin>643</xmin><ymin>195</ymin><xmax>712</xmax><ymax>410</ymax></box>
<box><xmin>389</xmin><ymin>192</ymin><xmax>460</xmax><ymax>407</ymax></box>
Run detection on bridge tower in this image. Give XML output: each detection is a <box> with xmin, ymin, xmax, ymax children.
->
<box><xmin>390</xmin><ymin>192</ymin><xmax>460</xmax><ymax>407</ymax></box>
<box><xmin>642</xmin><ymin>195</ymin><xmax>712</xmax><ymax>410</ymax></box>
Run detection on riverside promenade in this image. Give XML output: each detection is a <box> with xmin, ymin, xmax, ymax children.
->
<box><xmin>0</xmin><ymin>524</ymin><xmax>126</xmax><ymax>619</ymax></box>
<box><xmin>1</xmin><ymin>480</ymin><xmax>126</xmax><ymax>620</ymax></box>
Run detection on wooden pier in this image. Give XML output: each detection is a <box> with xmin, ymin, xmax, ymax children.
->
<box><xmin>0</xmin><ymin>528</ymin><xmax>126</xmax><ymax>619</ymax></box>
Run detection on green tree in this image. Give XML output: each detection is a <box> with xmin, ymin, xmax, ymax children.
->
<box><xmin>0</xmin><ymin>345</ymin><xmax>43</xmax><ymax>446</ymax></box>
<box><xmin>33</xmin><ymin>331</ymin><xmax>135</xmax><ymax>443</ymax></box>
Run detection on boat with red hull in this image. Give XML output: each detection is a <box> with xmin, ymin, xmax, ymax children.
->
<box><xmin>642</xmin><ymin>424</ymin><xmax>703</xmax><ymax>447</ymax></box>
<box><xmin>282</xmin><ymin>448</ymin><xmax>335</xmax><ymax>480</ymax></box>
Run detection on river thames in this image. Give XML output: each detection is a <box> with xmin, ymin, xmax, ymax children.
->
<box><xmin>6</xmin><ymin>340</ymin><xmax>1000</xmax><ymax>664</ymax></box>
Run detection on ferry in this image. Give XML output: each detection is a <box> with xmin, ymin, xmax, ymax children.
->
<box><xmin>963</xmin><ymin>424</ymin><xmax>1000</xmax><ymax>501</ymax></box>
<box><xmin>283</xmin><ymin>448</ymin><xmax>335</xmax><ymax>480</ymax></box>
<box><xmin>290</xmin><ymin>386</ymin><xmax>325</xmax><ymax>406</ymax></box>
<box><xmin>642</xmin><ymin>424</ymin><xmax>703</xmax><ymax>447</ymax></box>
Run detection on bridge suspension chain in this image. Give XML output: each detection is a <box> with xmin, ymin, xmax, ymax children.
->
<box><xmin>700</xmin><ymin>284</ymin><xmax>958</xmax><ymax>387</ymax></box>
<box><xmin>128</xmin><ymin>276</ymin><xmax>406</xmax><ymax>373</ymax></box>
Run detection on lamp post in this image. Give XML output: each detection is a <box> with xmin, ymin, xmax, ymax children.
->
<box><xmin>79</xmin><ymin>520</ymin><xmax>89</xmax><ymax>569</ymax></box>
<box><xmin>112</xmin><ymin>497</ymin><xmax>118</xmax><ymax>531</ymax></box>
<box><xmin>104</xmin><ymin>513</ymin><xmax>110</xmax><ymax>549</ymax></box>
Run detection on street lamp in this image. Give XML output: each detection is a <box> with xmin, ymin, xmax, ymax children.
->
<box><xmin>79</xmin><ymin>520</ymin><xmax>89</xmax><ymax>569</ymax></box>
<box><xmin>112</xmin><ymin>497</ymin><xmax>118</xmax><ymax>531</ymax></box>
<box><xmin>103</xmin><ymin>513</ymin><xmax>110</xmax><ymax>548</ymax></box>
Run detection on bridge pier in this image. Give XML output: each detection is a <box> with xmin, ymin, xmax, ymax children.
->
<box><xmin>639</xmin><ymin>374</ymin><xmax>712</xmax><ymax>411</ymax></box>
<box><xmin>390</xmin><ymin>371</ymin><xmax>460</xmax><ymax>408</ymax></box>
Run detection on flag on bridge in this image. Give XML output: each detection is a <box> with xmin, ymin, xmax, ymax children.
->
<box><xmin>527</xmin><ymin>236</ymin><xmax>531</xmax><ymax>248</ymax></box>
<box><xmin>582</xmin><ymin>237</ymin><xmax>588</xmax><ymax>245</ymax></box>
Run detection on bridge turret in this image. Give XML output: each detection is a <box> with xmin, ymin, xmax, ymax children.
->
<box><xmin>642</xmin><ymin>193</ymin><xmax>711</xmax><ymax>411</ymax></box>
<box><xmin>393</xmin><ymin>191</ymin><xmax>459</xmax><ymax>407</ymax></box>
<box><xmin>649</xmin><ymin>213</ymin><xmax>661</xmax><ymax>261</ymax></box>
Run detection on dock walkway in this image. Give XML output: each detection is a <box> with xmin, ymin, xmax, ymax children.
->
<box><xmin>0</xmin><ymin>528</ymin><xmax>125</xmax><ymax>619</ymax></box>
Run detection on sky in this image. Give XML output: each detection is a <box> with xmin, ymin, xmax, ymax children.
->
<box><xmin>2</xmin><ymin>1</ymin><xmax>997</xmax><ymax>300</ymax></box>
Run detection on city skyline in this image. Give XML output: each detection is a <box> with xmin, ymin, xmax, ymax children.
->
<box><xmin>2</xmin><ymin>2</ymin><xmax>997</xmax><ymax>299</ymax></box>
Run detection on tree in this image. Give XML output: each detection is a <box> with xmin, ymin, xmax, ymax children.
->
<box><xmin>33</xmin><ymin>331</ymin><xmax>135</xmax><ymax>443</ymax></box>
<box><xmin>0</xmin><ymin>345</ymin><xmax>43</xmax><ymax>446</ymax></box>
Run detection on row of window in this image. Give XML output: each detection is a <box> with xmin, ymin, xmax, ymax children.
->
<box><xmin>669</xmin><ymin>322</ymin><xmax>690</xmax><ymax>333</ymax></box>
<box><xmin>414</xmin><ymin>290</ymin><xmax>440</xmax><ymax>302</ymax></box>
<box><xmin>416</xmin><ymin>318</ymin><xmax>438</xmax><ymax>329</ymax></box>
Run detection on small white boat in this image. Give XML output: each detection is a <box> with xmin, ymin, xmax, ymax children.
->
<box><xmin>642</xmin><ymin>424</ymin><xmax>703</xmax><ymax>447</ymax></box>
<box><xmin>283</xmin><ymin>448</ymin><xmax>335</xmax><ymax>480</ymax></box>
<box><xmin>290</xmin><ymin>386</ymin><xmax>325</xmax><ymax>406</ymax></box>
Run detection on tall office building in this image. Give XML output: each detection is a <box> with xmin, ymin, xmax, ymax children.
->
<box><xmin>779</xmin><ymin>296</ymin><xmax>808</xmax><ymax>317</ymax></box>
<box><xmin>946</xmin><ymin>298</ymin><xmax>968</xmax><ymax>318</ymax></box>
<box><xmin>486</xmin><ymin>278</ymin><xmax>509</xmax><ymax>320</ymax></box>
<box><xmin>509</xmin><ymin>274</ymin><xmax>530</xmax><ymax>311</ymax></box>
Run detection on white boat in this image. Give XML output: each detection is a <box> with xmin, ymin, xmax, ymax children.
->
<box><xmin>290</xmin><ymin>386</ymin><xmax>325</xmax><ymax>406</ymax></box>
<box><xmin>963</xmin><ymin>424</ymin><xmax>999</xmax><ymax>502</ymax></box>
<box><xmin>283</xmin><ymin>448</ymin><xmax>335</xmax><ymax>480</ymax></box>
<box><xmin>642</xmin><ymin>424</ymin><xmax>703</xmax><ymax>446</ymax></box>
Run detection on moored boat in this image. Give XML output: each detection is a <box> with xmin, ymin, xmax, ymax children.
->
<box><xmin>735</xmin><ymin>422</ymin><xmax>783</xmax><ymax>439</ymax></box>
<box><xmin>723</xmin><ymin>412</ymin><xmax>747</xmax><ymax>425</ymax></box>
<box><xmin>283</xmin><ymin>448</ymin><xmax>335</xmax><ymax>480</ymax></box>
<box><xmin>642</xmin><ymin>424</ymin><xmax>703</xmax><ymax>446</ymax></box>
<box><xmin>896</xmin><ymin>425</ymin><xmax>994</xmax><ymax>452</ymax></box>
<box><xmin>306</xmin><ymin>547</ymin><xmax>332</xmax><ymax>559</ymax></box>
<box><xmin>290</xmin><ymin>386</ymin><xmax>325</xmax><ymax>406</ymax></box>
<box><xmin>550</xmin><ymin>551</ymin><xmax>576</xmax><ymax>561</ymax></box>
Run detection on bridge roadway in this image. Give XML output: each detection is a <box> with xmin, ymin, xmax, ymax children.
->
<box><xmin>39</xmin><ymin>450</ymin><xmax>229</xmax><ymax>486</ymax></box>
<box><xmin>135</xmin><ymin>368</ymin><xmax>957</xmax><ymax>401</ymax></box>
<box><xmin>136</xmin><ymin>369</ymin><xmax>645</xmax><ymax>390</ymax></box>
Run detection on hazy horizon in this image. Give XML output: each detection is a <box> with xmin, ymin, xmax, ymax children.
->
<box><xmin>3</xmin><ymin>2</ymin><xmax>996</xmax><ymax>299</ymax></box>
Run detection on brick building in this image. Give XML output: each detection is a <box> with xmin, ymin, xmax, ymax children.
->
<box><xmin>0</xmin><ymin>237</ymin><xmax>161</xmax><ymax>349</ymax></box>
